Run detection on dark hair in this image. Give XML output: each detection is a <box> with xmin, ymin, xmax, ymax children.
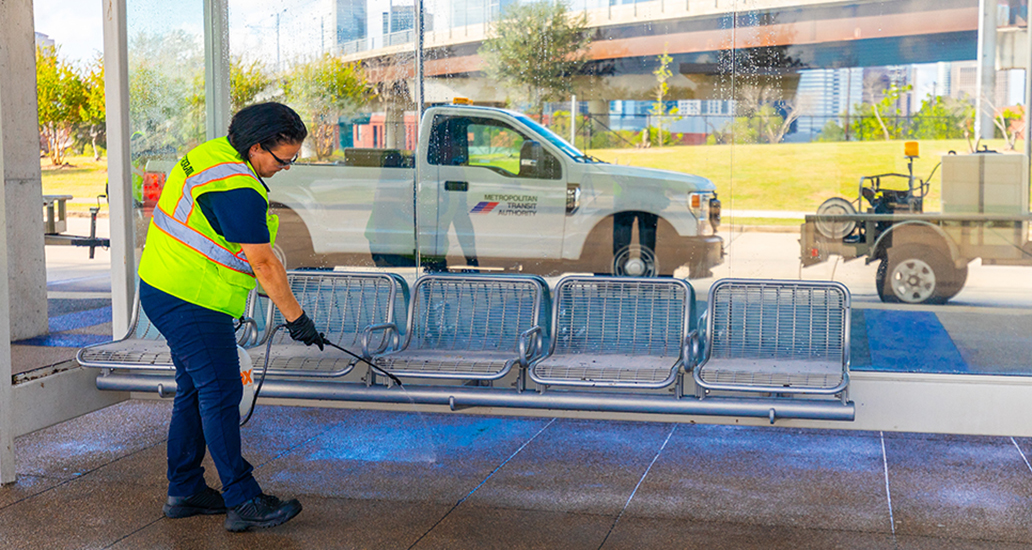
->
<box><xmin>227</xmin><ymin>102</ymin><xmax>308</xmax><ymax>161</ymax></box>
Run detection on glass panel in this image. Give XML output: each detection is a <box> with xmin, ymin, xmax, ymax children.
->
<box><xmin>414</xmin><ymin>0</ymin><xmax>733</xmax><ymax>280</ymax></box>
<box><xmin>228</xmin><ymin>0</ymin><xmax>419</xmax><ymax>282</ymax></box>
<box><xmin>126</xmin><ymin>0</ymin><xmax>206</xmax><ymax>261</ymax></box>
<box><xmin>722</xmin><ymin>0</ymin><xmax>1032</xmax><ymax>377</ymax></box>
<box><xmin>139</xmin><ymin>0</ymin><xmax>1032</xmax><ymax>382</ymax></box>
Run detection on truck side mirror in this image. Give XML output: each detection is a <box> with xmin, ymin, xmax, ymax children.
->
<box><xmin>519</xmin><ymin>140</ymin><xmax>544</xmax><ymax>178</ymax></box>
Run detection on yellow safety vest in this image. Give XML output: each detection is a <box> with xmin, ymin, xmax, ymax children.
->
<box><xmin>138</xmin><ymin>137</ymin><xmax>279</xmax><ymax>317</ymax></box>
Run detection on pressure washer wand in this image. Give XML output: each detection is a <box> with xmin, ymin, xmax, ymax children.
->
<box><xmin>240</xmin><ymin>324</ymin><xmax>403</xmax><ymax>427</ymax></box>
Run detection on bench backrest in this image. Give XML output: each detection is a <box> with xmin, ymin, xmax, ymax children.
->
<box><xmin>706</xmin><ymin>279</ymin><xmax>850</xmax><ymax>365</ymax></box>
<box><xmin>550</xmin><ymin>276</ymin><xmax>694</xmax><ymax>358</ymax></box>
<box><xmin>405</xmin><ymin>274</ymin><xmax>546</xmax><ymax>352</ymax></box>
<box><xmin>263</xmin><ymin>271</ymin><xmax>407</xmax><ymax>348</ymax></box>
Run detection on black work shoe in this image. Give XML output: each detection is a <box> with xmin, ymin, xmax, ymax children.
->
<box><xmin>224</xmin><ymin>493</ymin><xmax>302</xmax><ymax>532</ymax></box>
<box><xmin>163</xmin><ymin>487</ymin><xmax>227</xmax><ymax>518</ymax></box>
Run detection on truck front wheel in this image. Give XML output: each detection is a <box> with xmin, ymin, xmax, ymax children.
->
<box><xmin>876</xmin><ymin>245</ymin><xmax>964</xmax><ymax>304</ymax></box>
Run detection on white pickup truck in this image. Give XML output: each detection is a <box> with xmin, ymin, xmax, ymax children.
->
<box><xmin>258</xmin><ymin>104</ymin><xmax>722</xmax><ymax>277</ymax></box>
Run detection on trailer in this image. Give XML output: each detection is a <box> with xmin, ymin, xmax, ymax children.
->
<box><xmin>800</xmin><ymin>143</ymin><xmax>1032</xmax><ymax>304</ymax></box>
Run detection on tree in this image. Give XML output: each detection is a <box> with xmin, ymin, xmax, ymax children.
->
<box><xmin>128</xmin><ymin>30</ymin><xmax>205</xmax><ymax>153</ymax></box>
<box><xmin>728</xmin><ymin>85</ymin><xmax>811</xmax><ymax>144</ymax></box>
<box><xmin>283</xmin><ymin>54</ymin><xmax>372</xmax><ymax>159</ymax></box>
<box><xmin>855</xmin><ymin>75</ymin><xmax>911</xmax><ymax>141</ymax></box>
<box><xmin>36</xmin><ymin>45</ymin><xmax>86</xmax><ymax>165</ymax></box>
<box><xmin>231</xmin><ymin>58</ymin><xmax>273</xmax><ymax>112</ymax></box>
<box><xmin>992</xmin><ymin>103</ymin><xmax>1023</xmax><ymax>151</ymax></box>
<box><xmin>80</xmin><ymin>55</ymin><xmax>106</xmax><ymax>160</ymax></box>
<box><xmin>650</xmin><ymin>48</ymin><xmax>674</xmax><ymax>147</ymax></box>
<box><xmin>479</xmin><ymin>1</ymin><xmax>591</xmax><ymax>117</ymax></box>
<box><xmin>911</xmin><ymin>94</ymin><xmax>974</xmax><ymax>141</ymax></box>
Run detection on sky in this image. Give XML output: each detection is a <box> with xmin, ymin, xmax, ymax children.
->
<box><xmin>32</xmin><ymin>0</ymin><xmax>329</xmax><ymax>69</ymax></box>
<box><xmin>33</xmin><ymin>0</ymin><xmax>105</xmax><ymax>67</ymax></box>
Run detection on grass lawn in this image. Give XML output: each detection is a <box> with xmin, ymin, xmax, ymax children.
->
<box><xmin>40</xmin><ymin>154</ymin><xmax>109</xmax><ymax>214</ymax></box>
<box><xmin>588</xmin><ymin>138</ymin><xmax>1016</xmax><ymax>213</ymax></box>
<box><xmin>41</xmin><ymin>139</ymin><xmax>1020</xmax><ymax>219</ymax></box>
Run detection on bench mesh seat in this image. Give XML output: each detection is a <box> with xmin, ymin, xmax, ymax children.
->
<box><xmin>78</xmin><ymin>290</ymin><xmax>256</xmax><ymax>371</ymax></box>
<box><xmin>374</xmin><ymin>275</ymin><xmax>546</xmax><ymax>380</ymax></box>
<box><xmin>529</xmin><ymin>277</ymin><xmax>695</xmax><ymax>388</ymax></box>
<box><xmin>694</xmin><ymin>279</ymin><xmax>850</xmax><ymax>396</ymax></box>
<box><xmin>377</xmin><ymin>350</ymin><xmax>516</xmax><ymax>376</ymax></box>
<box><xmin>250</xmin><ymin>271</ymin><xmax>407</xmax><ymax>378</ymax></box>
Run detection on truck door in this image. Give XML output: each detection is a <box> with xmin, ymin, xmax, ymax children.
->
<box><xmin>426</xmin><ymin>114</ymin><xmax>566</xmax><ymax>262</ymax></box>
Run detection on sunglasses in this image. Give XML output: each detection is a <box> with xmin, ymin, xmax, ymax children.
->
<box><xmin>263</xmin><ymin>145</ymin><xmax>298</xmax><ymax>166</ymax></box>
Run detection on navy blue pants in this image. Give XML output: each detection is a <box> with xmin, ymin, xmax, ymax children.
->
<box><xmin>140</xmin><ymin>280</ymin><xmax>262</xmax><ymax>508</ymax></box>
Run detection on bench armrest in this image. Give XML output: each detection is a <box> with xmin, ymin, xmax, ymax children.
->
<box><xmin>518</xmin><ymin>326</ymin><xmax>544</xmax><ymax>368</ymax></box>
<box><xmin>682</xmin><ymin>329</ymin><xmax>701</xmax><ymax>370</ymax></box>
<box><xmin>235</xmin><ymin>317</ymin><xmax>259</xmax><ymax>347</ymax></box>
<box><xmin>362</xmin><ymin>323</ymin><xmax>400</xmax><ymax>358</ymax></box>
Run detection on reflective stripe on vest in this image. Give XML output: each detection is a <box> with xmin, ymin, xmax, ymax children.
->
<box><xmin>172</xmin><ymin>162</ymin><xmax>255</xmax><ymax>223</ymax></box>
<box><xmin>151</xmin><ymin>207</ymin><xmax>254</xmax><ymax>275</ymax></box>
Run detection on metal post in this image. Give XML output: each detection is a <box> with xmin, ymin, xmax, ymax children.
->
<box><xmin>977</xmin><ymin>0</ymin><xmax>999</xmax><ymax>141</ymax></box>
<box><xmin>204</xmin><ymin>0</ymin><xmax>231</xmax><ymax>139</ymax></box>
<box><xmin>1025</xmin><ymin>23</ymin><xmax>1031</xmax><ymax>165</ymax></box>
<box><xmin>571</xmin><ymin>95</ymin><xmax>577</xmax><ymax>145</ymax></box>
<box><xmin>276</xmin><ymin>12</ymin><xmax>282</xmax><ymax>74</ymax></box>
<box><xmin>0</xmin><ymin>29</ymin><xmax>12</xmax><ymax>485</ymax></box>
<box><xmin>103</xmin><ymin>0</ymin><xmax>135</xmax><ymax>337</ymax></box>
<box><xmin>413</xmin><ymin>0</ymin><xmax>425</xmax><ymax>269</ymax></box>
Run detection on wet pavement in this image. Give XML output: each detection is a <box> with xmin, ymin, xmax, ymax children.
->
<box><xmin>4</xmin><ymin>400</ymin><xmax>1032</xmax><ymax>549</ymax></box>
<box><xmin>7</xmin><ymin>222</ymin><xmax>1032</xmax><ymax>548</ymax></box>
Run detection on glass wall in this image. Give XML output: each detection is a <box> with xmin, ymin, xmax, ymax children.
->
<box><xmin>126</xmin><ymin>0</ymin><xmax>206</xmax><ymax>258</ymax></box>
<box><xmin>129</xmin><ymin>0</ymin><xmax>1032</xmax><ymax>378</ymax></box>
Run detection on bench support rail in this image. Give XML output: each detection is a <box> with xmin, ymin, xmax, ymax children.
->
<box><xmin>95</xmin><ymin>374</ymin><xmax>855</xmax><ymax>422</ymax></box>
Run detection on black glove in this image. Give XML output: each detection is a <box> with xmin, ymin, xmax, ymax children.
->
<box><xmin>286</xmin><ymin>311</ymin><xmax>325</xmax><ymax>350</ymax></box>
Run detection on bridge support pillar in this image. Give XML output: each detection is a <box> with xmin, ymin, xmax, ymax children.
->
<box><xmin>383</xmin><ymin>81</ymin><xmax>410</xmax><ymax>150</ymax></box>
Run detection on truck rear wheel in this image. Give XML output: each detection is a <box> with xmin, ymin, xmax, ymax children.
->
<box><xmin>612</xmin><ymin>245</ymin><xmax>658</xmax><ymax>277</ymax></box>
<box><xmin>876</xmin><ymin>245</ymin><xmax>963</xmax><ymax>304</ymax></box>
<box><xmin>270</xmin><ymin>205</ymin><xmax>319</xmax><ymax>269</ymax></box>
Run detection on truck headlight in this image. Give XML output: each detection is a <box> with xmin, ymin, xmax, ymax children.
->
<box><xmin>689</xmin><ymin>192</ymin><xmax>715</xmax><ymax>236</ymax></box>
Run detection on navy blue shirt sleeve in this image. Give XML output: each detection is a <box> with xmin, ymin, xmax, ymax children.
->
<box><xmin>196</xmin><ymin>188</ymin><xmax>270</xmax><ymax>244</ymax></box>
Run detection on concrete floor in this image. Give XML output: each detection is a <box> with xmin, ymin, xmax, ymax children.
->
<box><xmin>3</xmin><ymin>399</ymin><xmax>1032</xmax><ymax>549</ymax></box>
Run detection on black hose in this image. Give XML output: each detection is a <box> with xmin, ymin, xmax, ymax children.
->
<box><xmin>239</xmin><ymin>324</ymin><xmax>403</xmax><ymax>426</ymax></box>
<box><xmin>323</xmin><ymin>340</ymin><xmax>403</xmax><ymax>387</ymax></box>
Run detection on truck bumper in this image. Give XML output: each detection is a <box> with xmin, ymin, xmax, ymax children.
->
<box><xmin>658</xmin><ymin>235</ymin><xmax>724</xmax><ymax>278</ymax></box>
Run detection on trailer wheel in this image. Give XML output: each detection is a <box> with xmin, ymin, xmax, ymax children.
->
<box><xmin>877</xmin><ymin>245</ymin><xmax>962</xmax><ymax>304</ymax></box>
<box><xmin>815</xmin><ymin>197</ymin><xmax>857</xmax><ymax>239</ymax></box>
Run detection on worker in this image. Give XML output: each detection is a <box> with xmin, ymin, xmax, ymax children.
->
<box><xmin>138</xmin><ymin>102</ymin><xmax>325</xmax><ymax>532</ymax></box>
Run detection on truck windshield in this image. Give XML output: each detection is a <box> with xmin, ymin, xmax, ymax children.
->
<box><xmin>515</xmin><ymin>115</ymin><xmax>600</xmax><ymax>163</ymax></box>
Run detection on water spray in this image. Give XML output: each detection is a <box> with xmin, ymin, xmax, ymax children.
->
<box><xmin>240</xmin><ymin>325</ymin><xmax>403</xmax><ymax>426</ymax></box>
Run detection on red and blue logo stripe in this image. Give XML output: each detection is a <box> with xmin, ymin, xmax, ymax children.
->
<box><xmin>470</xmin><ymin>201</ymin><xmax>499</xmax><ymax>214</ymax></box>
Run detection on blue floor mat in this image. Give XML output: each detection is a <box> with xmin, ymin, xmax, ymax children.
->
<box><xmin>861</xmin><ymin>309</ymin><xmax>967</xmax><ymax>373</ymax></box>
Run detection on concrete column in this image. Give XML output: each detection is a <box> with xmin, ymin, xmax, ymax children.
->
<box><xmin>384</xmin><ymin>81</ymin><xmax>410</xmax><ymax>150</ymax></box>
<box><xmin>587</xmin><ymin>100</ymin><xmax>610</xmax><ymax>128</ymax></box>
<box><xmin>976</xmin><ymin>0</ymin><xmax>999</xmax><ymax>141</ymax></box>
<box><xmin>0</xmin><ymin>6</ymin><xmax>16</xmax><ymax>486</ymax></box>
<box><xmin>204</xmin><ymin>0</ymin><xmax>231</xmax><ymax>139</ymax></box>
<box><xmin>0</xmin><ymin>0</ymin><xmax>48</xmax><ymax>341</ymax></box>
<box><xmin>104</xmin><ymin>0</ymin><xmax>135</xmax><ymax>336</ymax></box>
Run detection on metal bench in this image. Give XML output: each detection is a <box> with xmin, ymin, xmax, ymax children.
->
<box><xmin>528</xmin><ymin>276</ymin><xmax>696</xmax><ymax>389</ymax></box>
<box><xmin>369</xmin><ymin>274</ymin><xmax>547</xmax><ymax>382</ymax></box>
<box><xmin>693</xmin><ymin>279</ymin><xmax>851</xmax><ymax>401</ymax></box>
<box><xmin>76</xmin><ymin>287</ymin><xmax>258</xmax><ymax>371</ymax></box>
<box><xmin>249</xmin><ymin>271</ymin><xmax>408</xmax><ymax>378</ymax></box>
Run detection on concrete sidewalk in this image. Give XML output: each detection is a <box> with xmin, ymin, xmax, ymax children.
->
<box><xmin>2</xmin><ymin>399</ymin><xmax>1032</xmax><ymax>549</ymax></box>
